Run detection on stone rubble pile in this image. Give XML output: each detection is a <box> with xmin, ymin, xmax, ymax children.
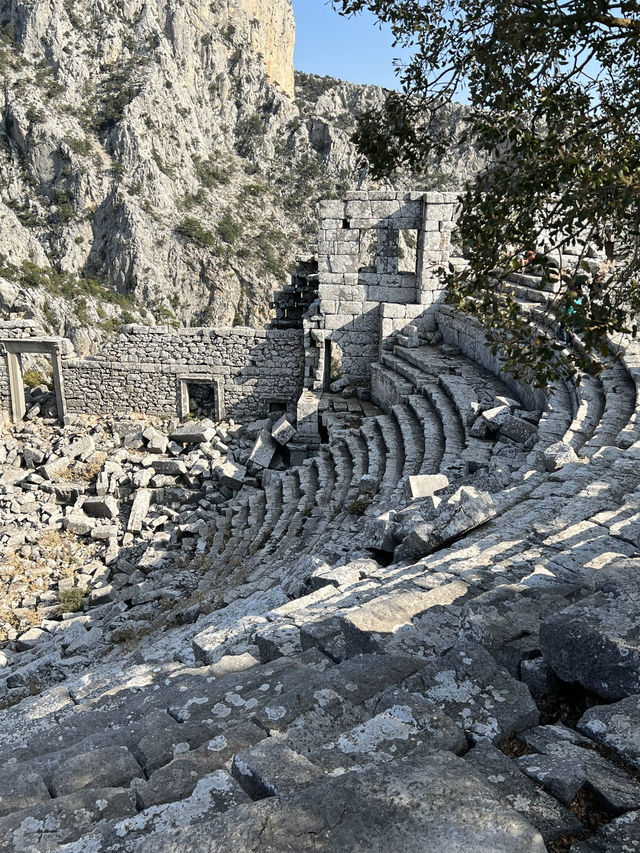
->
<box><xmin>0</xmin><ymin>409</ymin><xmax>296</xmax><ymax>708</ymax></box>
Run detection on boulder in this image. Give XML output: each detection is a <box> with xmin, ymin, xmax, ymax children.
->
<box><xmin>407</xmin><ymin>473</ymin><xmax>449</xmax><ymax>500</ymax></box>
<box><xmin>127</xmin><ymin>488</ymin><xmax>152</xmax><ymax>534</ymax></box>
<box><xmin>247</xmin><ymin>430</ymin><xmax>278</xmax><ymax>470</ymax></box>
<box><xmin>542</xmin><ymin>441</ymin><xmax>579</xmax><ymax>472</ymax></box>
<box><xmin>540</xmin><ymin>589</ymin><xmax>640</xmax><ymax>700</ymax></box>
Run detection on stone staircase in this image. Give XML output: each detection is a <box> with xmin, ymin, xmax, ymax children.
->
<box><xmin>4</xmin><ymin>309</ymin><xmax>640</xmax><ymax>850</ymax></box>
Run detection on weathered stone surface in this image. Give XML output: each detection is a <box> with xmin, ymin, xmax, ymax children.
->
<box><xmin>543</xmin><ymin>441</ymin><xmax>579</xmax><ymax>472</ymax></box>
<box><xmin>406</xmin><ymin>642</ymin><xmax>539</xmax><ymax>743</ymax></box>
<box><xmin>340</xmin><ymin>581</ymin><xmax>469</xmax><ymax>656</ymax></box>
<box><xmin>540</xmin><ymin>589</ymin><xmax>640</xmax><ymax>700</ymax></box>
<box><xmin>0</xmin><ymin>770</ymin><xmax>51</xmax><ymax>818</ymax></box>
<box><xmin>0</xmin><ymin>786</ymin><xmax>137</xmax><ymax>850</ymax></box>
<box><xmin>464</xmin><ymin>742</ymin><xmax>583</xmax><ymax>842</ymax></box>
<box><xmin>232</xmin><ymin>738</ymin><xmax>326</xmax><ymax>798</ymax></box>
<box><xmin>578</xmin><ymin>695</ymin><xmax>640</xmax><ymax>771</ymax></box>
<box><xmin>310</xmin><ymin>688</ymin><xmax>466</xmax><ymax>772</ymax></box>
<box><xmin>570</xmin><ymin>810</ymin><xmax>640</xmax><ymax>852</ymax></box>
<box><xmin>215</xmin><ymin>460</ymin><xmax>246</xmax><ymax>491</ymax></box>
<box><xmin>51</xmin><ymin>746</ymin><xmax>142</xmax><ymax>796</ymax></box>
<box><xmin>82</xmin><ymin>496</ymin><xmax>119</xmax><ymax>519</ymax></box>
<box><xmin>135</xmin><ymin>752</ymin><xmax>546</xmax><ymax>853</ymax></box>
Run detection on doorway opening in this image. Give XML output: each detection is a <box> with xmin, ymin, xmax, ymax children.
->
<box><xmin>178</xmin><ymin>377</ymin><xmax>225</xmax><ymax>421</ymax></box>
<box><xmin>0</xmin><ymin>339</ymin><xmax>66</xmax><ymax>424</ymax></box>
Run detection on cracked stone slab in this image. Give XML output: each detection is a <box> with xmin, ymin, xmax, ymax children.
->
<box><xmin>232</xmin><ymin>738</ymin><xmax>327</xmax><ymax>798</ymax></box>
<box><xmin>464</xmin><ymin>741</ymin><xmax>583</xmax><ymax>842</ymax></box>
<box><xmin>309</xmin><ymin>687</ymin><xmax>466</xmax><ymax>772</ymax></box>
<box><xmin>578</xmin><ymin>695</ymin><xmax>640</xmax><ymax>771</ymax></box>
<box><xmin>540</xmin><ymin>589</ymin><xmax>640</xmax><ymax>700</ymax></box>
<box><xmin>133</xmin><ymin>752</ymin><xmax>546</xmax><ymax>853</ymax></box>
<box><xmin>405</xmin><ymin>641</ymin><xmax>539</xmax><ymax>743</ymax></box>
<box><xmin>516</xmin><ymin>725</ymin><xmax>640</xmax><ymax>812</ymax></box>
<box><xmin>0</xmin><ymin>786</ymin><xmax>137</xmax><ymax>851</ymax></box>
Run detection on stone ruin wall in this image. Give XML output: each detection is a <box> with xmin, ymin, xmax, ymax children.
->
<box><xmin>63</xmin><ymin>325</ymin><xmax>303</xmax><ymax>421</ymax></box>
<box><xmin>0</xmin><ymin>322</ymin><xmax>303</xmax><ymax>426</ymax></box>
<box><xmin>309</xmin><ymin>191</ymin><xmax>458</xmax><ymax>388</ymax></box>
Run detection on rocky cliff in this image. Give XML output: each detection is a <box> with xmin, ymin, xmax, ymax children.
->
<box><xmin>0</xmin><ymin>0</ymin><xmax>478</xmax><ymax>353</ymax></box>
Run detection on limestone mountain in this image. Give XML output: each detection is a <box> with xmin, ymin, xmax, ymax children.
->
<box><xmin>0</xmin><ymin>0</ymin><xmax>478</xmax><ymax>354</ymax></box>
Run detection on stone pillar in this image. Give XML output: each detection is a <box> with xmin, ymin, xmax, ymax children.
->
<box><xmin>416</xmin><ymin>192</ymin><xmax>459</xmax><ymax>306</ymax></box>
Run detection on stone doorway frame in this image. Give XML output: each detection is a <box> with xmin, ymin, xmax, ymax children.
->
<box><xmin>177</xmin><ymin>376</ymin><xmax>225</xmax><ymax>422</ymax></box>
<box><xmin>0</xmin><ymin>338</ymin><xmax>66</xmax><ymax>424</ymax></box>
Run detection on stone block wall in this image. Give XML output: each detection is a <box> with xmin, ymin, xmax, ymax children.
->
<box><xmin>316</xmin><ymin>191</ymin><xmax>458</xmax><ymax>383</ymax></box>
<box><xmin>62</xmin><ymin>325</ymin><xmax>304</xmax><ymax>421</ymax></box>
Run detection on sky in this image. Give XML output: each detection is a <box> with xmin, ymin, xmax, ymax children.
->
<box><xmin>290</xmin><ymin>1</ymin><xmax>410</xmax><ymax>90</ymax></box>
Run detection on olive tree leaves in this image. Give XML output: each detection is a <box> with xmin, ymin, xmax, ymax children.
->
<box><xmin>335</xmin><ymin>0</ymin><xmax>640</xmax><ymax>384</ymax></box>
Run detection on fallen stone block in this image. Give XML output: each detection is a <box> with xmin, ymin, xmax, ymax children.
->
<box><xmin>143</xmin><ymin>426</ymin><xmax>168</xmax><ymax>454</ymax></box>
<box><xmin>64</xmin><ymin>435</ymin><xmax>96</xmax><ymax>459</ymax></box>
<box><xmin>271</xmin><ymin>414</ymin><xmax>296</xmax><ymax>446</ymax></box>
<box><xmin>542</xmin><ymin>441</ymin><xmax>579</xmax><ymax>471</ymax></box>
<box><xmin>82</xmin><ymin>496</ymin><xmax>119</xmax><ymax>519</ymax></box>
<box><xmin>64</xmin><ymin>514</ymin><xmax>96</xmax><ymax>535</ymax></box>
<box><xmin>170</xmin><ymin>420</ymin><xmax>216</xmax><ymax>445</ymax></box>
<box><xmin>247</xmin><ymin>429</ymin><xmax>278</xmax><ymax>470</ymax></box>
<box><xmin>499</xmin><ymin>414</ymin><xmax>537</xmax><ymax>443</ymax></box>
<box><xmin>540</xmin><ymin>589</ymin><xmax>640</xmax><ymax>700</ymax></box>
<box><xmin>407</xmin><ymin>473</ymin><xmax>449</xmax><ymax>500</ymax></box>
<box><xmin>397</xmin><ymin>489</ymin><xmax>497</xmax><ymax>560</ymax></box>
<box><xmin>150</xmin><ymin>459</ymin><xmax>187</xmax><ymax>476</ymax></box>
<box><xmin>481</xmin><ymin>405</ymin><xmax>511</xmax><ymax>431</ymax></box>
<box><xmin>127</xmin><ymin>488</ymin><xmax>152</xmax><ymax>534</ymax></box>
<box><xmin>214</xmin><ymin>460</ymin><xmax>246</xmax><ymax>492</ymax></box>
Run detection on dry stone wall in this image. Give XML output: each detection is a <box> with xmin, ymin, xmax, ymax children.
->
<box><xmin>0</xmin><ymin>320</ymin><xmax>303</xmax><ymax>425</ymax></box>
<box><xmin>63</xmin><ymin>325</ymin><xmax>303</xmax><ymax>421</ymax></box>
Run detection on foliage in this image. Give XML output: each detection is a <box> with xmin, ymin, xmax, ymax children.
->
<box><xmin>175</xmin><ymin>217</ymin><xmax>217</xmax><ymax>249</ymax></box>
<box><xmin>216</xmin><ymin>210</ymin><xmax>242</xmax><ymax>245</ymax></box>
<box><xmin>23</xmin><ymin>369</ymin><xmax>46</xmax><ymax>389</ymax></box>
<box><xmin>65</xmin><ymin>136</ymin><xmax>92</xmax><ymax>155</ymax></box>
<box><xmin>194</xmin><ymin>154</ymin><xmax>230</xmax><ymax>188</ymax></box>
<box><xmin>335</xmin><ymin>0</ymin><xmax>640</xmax><ymax>384</ymax></box>
<box><xmin>58</xmin><ymin>586</ymin><xmax>85</xmax><ymax>614</ymax></box>
<box><xmin>347</xmin><ymin>497</ymin><xmax>372</xmax><ymax>516</ymax></box>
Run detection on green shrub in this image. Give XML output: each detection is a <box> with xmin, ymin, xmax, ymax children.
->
<box><xmin>65</xmin><ymin>136</ymin><xmax>92</xmax><ymax>155</ymax></box>
<box><xmin>194</xmin><ymin>155</ymin><xmax>229</xmax><ymax>188</ymax></box>
<box><xmin>347</xmin><ymin>498</ymin><xmax>372</xmax><ymax>517</ymax></box>
<box><xmin>58</xmin><ymin>586</ymin><xmax>85</xmax><ymax>613</ymax></box>
<box><xmin>216</xmin><ymin>211</ymin><xmax>241</xmax><ymax>245</ymax></box>
<box><xmin>23</xmin><ymin>369</ymin><xmax>45</xmax><ymax>389</ymax></box>
<box><xmin>26</xmin><ymin>105</ymin><xmax>45</xmax><ymax>125</ymax></box>
<box><xmin>175</xmin><ymin>217</ymin><xmax>216</xmax><ymax>249</ymax></box>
